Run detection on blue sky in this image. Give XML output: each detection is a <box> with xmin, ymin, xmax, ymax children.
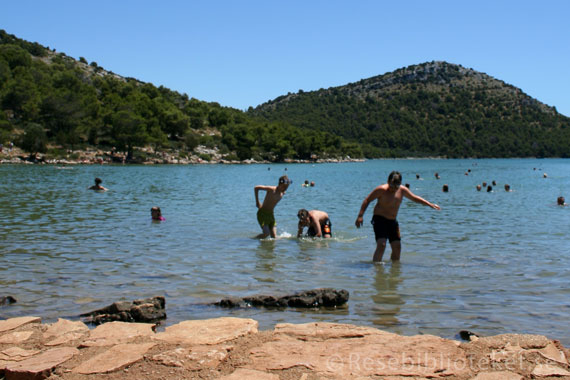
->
<box><xmin>2</xmin><ymin>1</ymin><xmax>569</xmax><ymax>116</ymax></box>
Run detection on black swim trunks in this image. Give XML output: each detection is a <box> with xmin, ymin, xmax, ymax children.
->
<box><xmin>307</xmin><ymin>218</ymin><xmax>332</xmax><ymax>237</ymax></box>
<box><xmin>371</xmin><ymin>215</ymin><xmax>400</xmax><ymax>242</ymax></box>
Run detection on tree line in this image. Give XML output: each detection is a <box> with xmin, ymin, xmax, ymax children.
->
<box><xmin>0</xmin><ymin>30</ymin><xmax>360</xmax><ymax>161</ymax></box>
<box><xmin>250</xmin><ymin>62</ymin><xmax>570</xmax><ymax>158</ymax></box>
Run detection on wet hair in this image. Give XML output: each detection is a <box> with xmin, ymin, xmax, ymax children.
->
<box><xmin>94</xmin><ymin>177</ymin><xmax>102</xmax><ymax>185</ymax></box>
<box><xmin>278</xmin><ymin>175</ymin><xmax>290</xmax><ymax>185</ymax></box>
<box><xmin>558</xmin><ymin>196</ymin><xmax>565</xmax><ymax>205</ymax></box>
<box><xmin>297</xmin><ymin>209</ymin><xmax>309</xmax><ymax>220</ymax></box>
<box><xmin>387</xmin><ymin>171</ymin><xmax>402</xmax><ymax>185</ymax></box>
<box><xmin>487</xmin><ymin>186</ymin><xmax>492</xmax><ymax>192</ymax></box>
<box><xmin>151</xmin><ymin>206</ymin><xmax>161</xmax><ymax>214</ymax></box>
<box><xmin>504</xmin><ymin>184</ymin><xmax>510</xmax><ymax>191</ymax></box>
<box><xmin>442</xmin><ymin>184</ymin><xmax>449</xmax><ymax>192</ymax></box>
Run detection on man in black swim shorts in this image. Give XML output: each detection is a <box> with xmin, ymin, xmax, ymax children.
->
<box><xmin>355</xmin><ymin>171</ymin><xmax>440</xmax><ymax>262</ymax></box>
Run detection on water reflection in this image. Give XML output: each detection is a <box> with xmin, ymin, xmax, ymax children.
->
<box><xmin>255</xmin><ymin>239</ymin><xmax>277</xmax><ymax>274</ymax></box>
<box><xmin>371</xmin><ymin>262</ymin><xmax>404</xmax><ymax>327</ymax></box>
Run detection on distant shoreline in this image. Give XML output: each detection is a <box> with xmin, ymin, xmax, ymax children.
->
<box><xmin>0</xmin><ymin>146</ymin><xmax>365</xmax><ymax>165</ymax></box>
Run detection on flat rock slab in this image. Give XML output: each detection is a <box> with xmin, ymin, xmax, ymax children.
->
<box><xmin>219</xmin><ymin>368</ymin><xmax>280</xmax><ymax>380</ymax></box>
<box><xmin>248</xmin><ymin>323</ymin><xmax>469</xmax><ymax>378</ymax></box>
<box><xmin>0</xmin><ymin>331</ymin><xmax>34</xmax><ymax>344</ymax></box>
<box><xmin>534</xmin><ymin>342</ymin><xmax>568</xmax><ymax>364</ymax></box>
<box><xmin>0</xmin><ymin>347</ymin><xmax>41</xmax><ymax>362</ymax></box>
<box><xmin>43</xmin><ymin>318</ymin><xmax>88</xmax><ymax>339</ymax></box>
<box><xmin>151</xmin><ymin>345</ymin><xmax>232</xmax><ymax>370</ymax></box>
<box><xmin>274</xmin><ymin>322</ymin><xmax>388</xmax><ymax>339</ymax></box>
<box><xmin>5</xmin><ymin>347</ymin><xmax>78</xmax><ymax>380</ymax></box>
<box><xmin>154</xmin><ymin>317</ymin><xmax>258</xmax><ymax>345</ymax></box>
<box><xmin>72</xmin><ymin>342</ymin><xmax>155</xmax><ymax>374</ymax></box>
<box><xmin>0</xmin><ymin>317</ymin><xmax>41</xmax><ymax>333</ymax></box>
<box><xmin>470</xmin><ymin>371</ymin><xmax>524</xmax><ymax>380</ymax></box>
<box><xmin>531</xmin><ymin>364</ymin><xmax>570</xmax><ymax>377</ymax></box>
<box><xmin>80</xmin><ymin>321</ymin><xmax>155</xmax><ymax>347</ymax></box>
<box><xmin>476</xmin><ymin>333</ymin><xmax>551</xmax><ymax>349</ymax></box>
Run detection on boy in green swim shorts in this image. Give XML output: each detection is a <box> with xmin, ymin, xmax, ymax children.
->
<box><xmin>254</xmin><ymin>175</ymin><xmax>291</xmax><ymax>238</ymax></box>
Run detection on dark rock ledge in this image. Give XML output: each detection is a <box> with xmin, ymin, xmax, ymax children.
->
<box><xmin>215</xmin><ymin>288</ymin><xmax>349</xmax><ymax>308</ymax></box>
<box><xmin>79</xmin><ymin>296</ymin><xmax>166</xmax><ymax>325</ymax></box>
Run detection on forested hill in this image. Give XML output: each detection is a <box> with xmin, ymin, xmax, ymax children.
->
<box><xmin>250</xmin><ymin>61</ymin><xmax>570</xmax><ymax>158</ymax></box>
<box><xmin>0</xmin><ymin>30</ymin><xmax>361</xmax><ymax>162</ymax></box>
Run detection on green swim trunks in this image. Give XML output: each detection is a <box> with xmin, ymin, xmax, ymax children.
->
<box><xmin>257</xmin><ymin>209</ymin><xmax>276</xmax><ymax>229</ymax></box>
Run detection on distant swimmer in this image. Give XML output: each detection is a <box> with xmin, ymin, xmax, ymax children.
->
<box><xmin>254</xmin><ymin>175</ymin><xmax>291</xmax><ymax>238</ymax></box>
<box><xmin>355</xmin><ymin>171</ymin><xmax>440</xmax><ymax>262</ymax></box>
<box><xmin>297</xmin><ymin>209</ymin><xmax>332</xmax><ymax>238</ymax></box>
<box><xmin>435</xmin><ymin>172</ymin><xmax>440</xmax><ymax>179</ymax></box>
<box><xmin>442</xmin><ymin>184</ymin><xmax>449</xmax><ymax>192</ymax></box>
<box><xmin>504</xmin><ymin>184</ymin><xmax>511</xmax><ymax>192</ymax></box>
<box><xmin>89</xmin><ymin>177</ymin><xmax>108</xmax><ymax>191</ymax></box>
<box><xmin>557</xmin><ymin>196</ymin><xmax>566</xmax><ymax>206</ymax></box>
<box><xmin>476</xmin><ymin>184</ymin><xmax>482</xmax><ymax>191</ymax></box>
<box><xmin>487</xmin><ymin>185</ymin><xmax>493</xmax><ymax>192</ymax></box>
<box><xmin>151</xmin><ymin>206</ymin><xmax>165</xmax><ymax>221</ymax></box>
<box><xmin>303</xmin><ymin>180</ymin><xmax>310</xmax><ymax>187</ymax></box>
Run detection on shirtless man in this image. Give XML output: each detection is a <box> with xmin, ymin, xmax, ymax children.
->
<box><xmin>355</xmin><ymin>171</ymin><xmax>440</xmax><ymax>262</ymax></box>
<box><xmin>297</xmin><ymin>209</ymin><xmax>332</xmax><ymax>238</ymax></box>
<box><xmin>254</xmin><ymin>175</ymin><xmax>291</xmax><ymax>238</ymax></box>
<box><xmin>89</xmin><ymin>177</ymin><xmax>108</xmax><ymax>191</ymax></box>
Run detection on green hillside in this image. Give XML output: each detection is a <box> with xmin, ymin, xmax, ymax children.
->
<box><xmin>0</xmin><ymin>30</ymin><xmax>360</xmax><ymax>162</ymax></box>
<box><xmin>250</xmin><ymin>61</ymin><xmax>570</xmax><ymax>158</ymax></box>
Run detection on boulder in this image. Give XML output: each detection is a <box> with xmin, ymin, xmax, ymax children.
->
<box><xmin>216</xmin><ymin>288</ymin><xmax>349</xmax><ymax>309</ymax></box>
<box><xmin>79</xmin><ymin>296</ymin><xmax>165</xmax><ymax>325</ymax></box>
<box><xmin>0</xmin><ymin>296</ymin><xmax>17</xmax><ymax>305</ymax></box>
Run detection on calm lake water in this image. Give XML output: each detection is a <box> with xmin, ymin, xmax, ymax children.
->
<box><xmin>1</xmin><ymin>159</ymin><xmax>569</xmax><ymax>344</ymax></box>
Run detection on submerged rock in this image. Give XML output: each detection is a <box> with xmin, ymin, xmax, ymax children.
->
<box><xmin>0</xmin><ymin>295</ymin><xmax>17</xmax><ymax>305</ymax></box>
<box><xmin>80</xmin><ymin>296</ymin><xmax>166</xmax><ymax>325</ymax></box>
<box><xmin>215</xmin><ymin>288</ymin><xmax>349</xmax><ymax>309</ymax></box>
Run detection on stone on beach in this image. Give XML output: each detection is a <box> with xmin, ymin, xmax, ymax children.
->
<box><xmin>1</xmin><ymin>315</ymin><xmax>570</xmax><ymax>379</ymax></box>
<box><xmin>248</xmin><ymin>322</ymin><xmax>470</xmax><ymax>378</ymax></box>
<box><xmin>80</xmin><ymin>321</ymin><xmax>155</xmax><ymax>347</ymax></box>
<box><xmin>154</xmin><ymin>317</ymin><xmax>258</xmax><ymax>345</ymax></box>
<box><xmin>0</xmin><ymin>317</ymin><xmax>41</xmax><ymax>333</ymax></box>
<box><xmin>4</xmin><ymin>347</ymin><xmax>78</xmax><ymax>380</ymax></box>
<box><xmin>72</xmin><ymin>343</ymin><xmax>155</xmax><ymax>374</ymax></box>
<box><xmin>219</xmin><ymin>368</ymin><xmax>280</xmax><ymax>380</ymax></box>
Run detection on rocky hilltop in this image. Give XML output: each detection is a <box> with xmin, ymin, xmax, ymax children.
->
<box><xmin>251</xmin><ymin>61</ymin><xmax>570</xmax><ymax>158</ymax></box>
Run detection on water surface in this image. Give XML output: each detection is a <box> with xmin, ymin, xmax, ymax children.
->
<box><xmin>1</xmin><ymin>159</ymin><xmax>568</xmax><ymax>344</ymax></box>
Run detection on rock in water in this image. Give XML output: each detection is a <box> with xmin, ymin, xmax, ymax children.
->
<box><xmin>80</xmin><ymin>296</ymin><xmax>166</xmax><ymax>325</ymax></box>
<box><xmin>216</xmin><ymin>288</ymin><xmax>349</xmax><ymax>309</ymax></box>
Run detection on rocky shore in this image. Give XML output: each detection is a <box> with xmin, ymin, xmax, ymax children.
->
<box><xmin>1</xmin><ymin>315</ymin><xmax>569</xmax><ymax>380</ymax></box>
<box><xmin>0</xmin><ymin>146</ymin><xmax>364</xmax><ymax>166</ymax></box>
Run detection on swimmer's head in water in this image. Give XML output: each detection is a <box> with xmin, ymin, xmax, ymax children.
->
<box><xmin>151</xmin><ymin>206</ymin><xmax>162</xmax><ymax>219</ymax></box>
<box><xmin>94</xmin><ymin>177</ymin><xmax>102</xmax><ymax>185</ymax></box>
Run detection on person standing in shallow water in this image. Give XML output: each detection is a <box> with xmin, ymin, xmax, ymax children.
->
<box><xmin>254</xmin><ymin>175</ymin><xmax>291</xmax><ymax>238</ymax></box>
<box><xmin>355</xmin><ymin>171</ymin><xmax>440</xmax><ymax>262</ymax></box>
